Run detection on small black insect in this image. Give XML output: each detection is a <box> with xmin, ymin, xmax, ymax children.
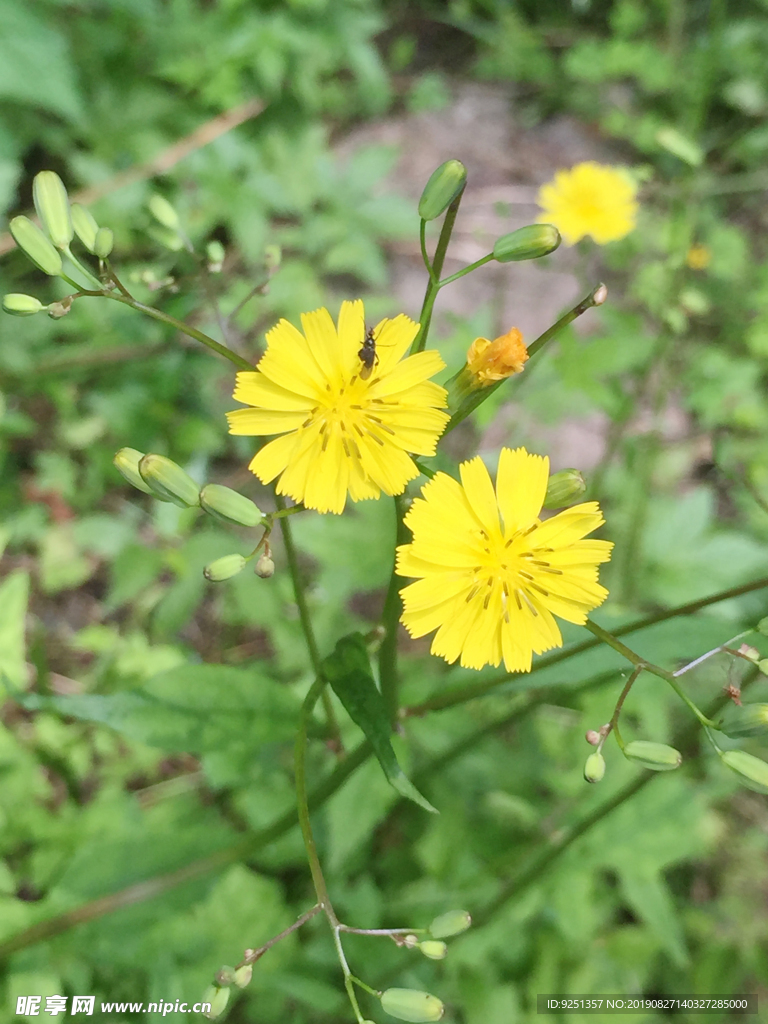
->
<box><xmin>357</xmin><ymin>326</ymin><xmax>378</xmax><ymax>379</ymax></box>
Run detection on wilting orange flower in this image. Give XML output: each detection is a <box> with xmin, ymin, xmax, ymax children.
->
<box><xmin>466</xmin><ymin>327</ymin><xmax>528</xmax><ymax>387</ymax></box>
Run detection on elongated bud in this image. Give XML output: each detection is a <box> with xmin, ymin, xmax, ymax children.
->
<box><xmin>233</xmin><ymin>965</ymin><xmax>252</xmax><ymax>988</ymax></box>
<box><xmin>204</xmin><ymin>554</ymin><xmax>247</xmax><ymax>582</ymax></box>
<box><xmin>719</xmin><ymin>704</ymin><xmax>768</xmax><ymax>738</ymax></box>
<box><xmin>381</xmin><ymin>988</ymin><xmax>444</xmax><ymax>1023</ymax></box>
<box><xmin>721</xmin><ymin>749</ymin><xmax>768</xmax><ymax>793</ymax></box>
<box><xmin>584</xmin><ymin>751</ymin><xmax>605</xmax><ymax>783</ymax></box>
<box><xmin>418</xmin><ymin>159</ymin><xmax>467</xmax><ymax>221</ymax></box>
<box><xmin>202</xmin><ymin>985</ymin><xmax>230</xmax><ymax>1020</ymax></box>
<box><xmin>543</xmin><ymin>469</ymin><xmax>587</xmax><ymax>510</ymax></box>
<box><xmin>148</xmin><ymin>194</ymin><xmax>180</xmax><ymax>230</ymax></box>
<box><xmin>493</xmin><ymin>223</ymin><xmax>560</xmax><ymax>263</ymax></box>
<box><xmin>200</xmin><ymin>484</ymin><xmax>263</xmax><ymax>528</ymax></box>
<box><xmin>428</xmin><ymin>909</ymin><xmax>471</xmax><ymax>938</ymax></box>
<box><xmin>71</xmin><ymin>203</ymin><xmax>99</xmax><ymax>252</ymax></box>
<box><xmin>33</xmin><ymin>170</ymin><xmax>73</xmax><ymax>248</ymax></box>
<box><xmin>207</xmin><ymin>240</ymin><xmax>225</xmax><ymax>272</ymax></box>
<box><xmin>254</xmin><ymin>552</ymin><xmax>275</xmax><ymax>578</ymax></box>
<box><xmin>10</xmin><ymin>216</ymin><xmax>63</xmax><ymax>276</ymax></box>
<box><xmin>623</xmin><ymin>740</ymin><xmax>682</xmax><ymax>771</ymax></box>
<box><xmin>3</xmin><ymin>293</ymin><xmax>45</xmax><ymax>316</ymax></box>
<box><xmin>94</xmin><ymin>227</ymin><xmax>114</xmax><ymax>259</ymax></box>
<box><xmin>113</xmin><ymin>447</ymin><xmax>153</xmax><ymax>494</ymax></box>
<box><xmin>418</xmin><ymin>940</ymin><xmax>447</xmax><ymax>960</ymax></box>
<box><xmin>138</xmin><ymin>453</ymin><xmax>200</xmax><ymax>507</ymax></box>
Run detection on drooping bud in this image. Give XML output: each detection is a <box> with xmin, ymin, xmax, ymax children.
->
<box><xmin>138</xmin><ymin>453</ymin><xmax>200</xmax><ymax>507</ymax></box>
<box><xmin>2</xmin><ymin>293</ymin><xmax>45</xmax><ymax>316</ymax></box>
<box><xmin>623</xmin><ymin>740</ymin><xmax>682</xmax><ymax>771</ymax></box>
<box><xmin>719</xmin><ymin>704</ymin><xmax>768</xmax><ymax>739</ymax></box>
<box><xmin>233</xmin><ymin>965</ymin><xmax>252</xmax><ymax>988</ymax></box>
<box><xmin>71</xmin><ymin>203</ymin><xmax>99</xmax><ymax>252</ymax></box>
<box><xmin>254</xmin><ymin>552</ymin><xmax>275</xmax><ymax>578</ymax></box>
<box><xmin>148</xmin><ymin>194</ymin><xmax>180</xmax><ymax>230</ymax></box>
<box><xmin>204</xmin><ymin>554</ymin><xmax>247</xmax><ymax>583</ymax></box>
<box><xmin>721</xmin><ymin>749</ymin><xmax>768</xmax><ymax>793</ymax></box>
<box><xmin>584</xmin><ymin>751</ymin><xmax>605</xmax><ymax>783</ymax></box>
<box><xmin>418</xmin><ymin>940</ymin><xmax>447</xmax><ymax>960</ymax></box>
<box><xmin>10</xmin><ymin>216</ymin><xmax>63</xmax><ymax>276</ymax></box>
<box><xmin>202</xmin><ymin>985</ymin><xmax>230</xmax><ymax>1020</ymax></box>
<box><xmin>418</xmin><ymin>160</ymin><xmax>467</xmax><ymax>221</ymax></box>
<box><xmin>32</xmin><ymin>170</ymin><xmax>73</xmax><ymax>249</ymax></box>
<box><xmin>215</xmin><ymin>966</ymin><xmax>236</xmax><ymax>987</ymax></box>
<box><xmin>428</xmin><ymin>909</ymin><xmax>471</xmax><ymax>938</ymax></box>
<box><xmin>493</xmin><ymin>224</ymin><xmax>560</xmax><ymax>263</ymax></box>
<box><xmin>380</xmin><ymin>988</ymin><xmax>444</xmax><ymax>1023</ymax></box>
<box><xmin>200</xmin><ymin>484</ymin><xmax>263</xmax><ymax>528</ymax></box>
<box><xmin>94</xmin><ymin>227</ymin><xmax>114</xmax><ymax>259</ymax></box>
<box><xmin>543</xmin><ymin>469</ymin><xmax>587</xmax><ymax>510</ymax></box>
<box><xmin>585</xmin><ymin>730</ymin><xmax>601</xmax><ymax>746</ymax></box>
<box><xmin>465</xmin><ymin>328</ymin><xmax>528</xmax><ymax>388</ymax></box>
<box><xmin>113</xmin><ymin>447</ymin><xmax>153</xmax><ymax>494</ymax></box>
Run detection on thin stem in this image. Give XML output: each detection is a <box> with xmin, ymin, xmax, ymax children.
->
<box><xmin>525</xmin><ymin>282</ymin><xmax>607</xmax><ymax>359</ymax></box>
<box><xmin>237</xmin><ymin>905</ymin><xmax>322</xmax><ymax>968</ymax></box>
<box><xmin>599</xmin><ymin>665</ymin><xmax>645</xmax><ymax>752</ymax></box>
<box><xmin>379</xmin><ymin>495</ymin><xmax>409</xmax><ymax>726</ymax></box>
<box><xmin>412</xmin><ymin>188</ymin><xmax>465</xmax><ymax>353</ymax></box>
<box><xmin>419</xmin><ymin>219</ymin><xmax>435</xmax><ymax>284</ymax></box>
<box><xmin>228</xmin><ymin>272</ymin><xmax>271</xmax><ymax>323</ymax></box>
<box><xmin>673</xmin><ymin>630</ymin><xmax>752</xmax><ymax>677</ymax></box>
<box><xmin>349</xmin><ymin>975</ymin><xmax>382</xmax><ymax>997</ymax></box>
<box><xmin>339</xmin><ymin>926</ymin><xmax>424</xmax><ymax>937</ymax></box>
<box><xmin>438</xmin><ymin>252</ymin><xmax>494</xmax><ymax>287</ymax></box>
<box><xmin>103</xmin><ymin>260</ymin><xmax>134</xmax><ymax>299</ymax></box>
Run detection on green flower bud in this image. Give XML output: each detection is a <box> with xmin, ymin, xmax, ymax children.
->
<box><xmin>756</xmin><ymin>616</ymin><xmax>768</xmax><ymax>636</ymax></box>
<box><xmin>200</xmin><ymin>484</ymin><xmax>263</xmax><ymax>528</ymax></box>
<box><xmin>113</xmin><ymin>447</ymin><xmax>153</xmax><ymax>494</ymax></box>
<box><xmin>758</xmin><ymin>659</ymin><xmax>768</xmax><ymax>675</ymax></box>
<box><xmin>584</xmin><ymin>751</ymin><xmax>605</xmax><ymax>783</ymax></box>
<box><xmin>10</xmin><ymin>216</ymin><xmax>63</xmax><ymax>276</ymax></box>
<box><xmin>418</xmin><ymin>159</ymin><xmax>467</xmax><ymax>221</ymax></box>
<box><xmin>138</xmin><ymin>453</ymin><xmax>200</xmax><ymax>507</ymax></box>
<box><xmin>418</xmin><ymin>940</ymin><xmax>447</xmax><ymax>960</ymax></box>
<box><xmin>721</xmin><ymin>749</ymin><xmax>768</xmax><ymax>794</ymax></box>
<box><xmin>32</xmin><ymin>170</ymin><xmax>73</xmax><ymax>248</ymax></box>
<box><xmin>493</xmin><ymin>223</ymin><xmax>561</xmax><ymax>263</ymax></box>
<box><xmin>623</xmin><ymin>740</ymin><xmax>682</xmax><ymax>771</ymax></box>
<box><xmin>428</xmin><ymin>909</ymin><xmax>471</xmax><ymax>938</ymax></box>
<box><xmin>71</xmin><ymin>203</ymin><xmax>99</xmax><ymax>252</ymax></box>
<box><xmin>215</xmin><ymin>966</ymin><xmax>236</xmax><ymax>986</ymax></box>
<box><xmin>204</xmin><ymin>554</ymin><xmax>247</xmax><ymax>583</ymax></box>
<box><xmin>402</xmin><ymin>933</ymin><xmax>419</xmax><ymax>949</ymax></box>
<box><xmin>94</xmin><ymin>227</ymin><xmax>114</xmax><ymax>259</ymax></box>
<box><xmin>381</xmin><ymin>988</ymin><xmax>444</xmax><ymax>1023</ymax></box>
<box><xmin>543</xmin><ymin>468</ymin><xmax>586</xmax><ymax>510</ymax></box>
<box><xmin>207</xmin><ymin>240</ymin><xmax>225</xmax><ymax>271</ymax></box>
<box><xmin>233</xmin><ymin>965</ymin><xmax>252</xmax><ymax>988</ymax></box>
<box><xmin>148</xmin><ymin>194</ymin><xmax>180</xmax><ymax>230</ymax></box>
<box><xmin>254</xmin><ymin>552</ymin><xmax>275</xmax><ymax>578</ymax></box>
<box><xmin>2</xmin><ymin>293</ymin><xmax>45</xmax><ymax>316</ymax></box>
<box><xmin>719</xmin><ymin>703</ymin><xmax>768</xmax><ymax>738</ymax></box>
<box><xmin>202</xmin><ymin>985</ymin><xmax>230</xmax><ymax>1020</ymax></box>
<box><xmin>264</xmin><ymin>244</ymin><xmax>281</xmax><ymax>270</ymax></box>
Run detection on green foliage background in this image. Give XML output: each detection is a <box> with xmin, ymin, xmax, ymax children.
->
<box><xmin>2</xmin><ymin>0</ymin><xmax>768</xmax><ymax>1021</ymax></box>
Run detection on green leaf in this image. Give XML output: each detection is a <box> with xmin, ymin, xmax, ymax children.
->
<box><xmin>322</xmin><ymin>633</ymin><xmax>437</xmax><ymax>814</ymax></box>
<box><xmin>0</xmin><ymin>570</ymin><xmax>29</xmax><ymax>693</ymax></box>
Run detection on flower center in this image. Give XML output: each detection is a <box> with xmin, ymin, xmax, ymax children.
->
<box><xmin>467</xmin><ymin>523</ymin><xmax>564</xmax><ymax>618</ymax></box>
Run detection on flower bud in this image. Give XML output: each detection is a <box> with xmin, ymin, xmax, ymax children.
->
<box><xmin>719</xmin><ymin>704</ymin><xmax>768</xmax><ymax>739</ymax></box>
<box><xmin>402</xmin><ymin>933</ymin><xmax>419</xmax><ymax>949</ymax></box>
<box><xmin>493</xmin><ymin>223</ymin><xmax>560</xmax><ymax>263</ymax></box>
<box><xmin>200</xmin><ymin>484</ymin><xmax>263</xmax><ymax>528</ymax></box>
<box><xmin>418</xmin><ymin>940</ymin><xmax>447</xmax><ymax>960</ymax></box>
<box><xmin>202</xmin><ymin>985</ymin><xmax>230</xmax><ymax>1020</ymax></box>
<box><xmin>2</xmin><ymin>293</ymin><xmax>45</xmax><ymax>316</ymax></box>
<box><xmin>148</xmin><ymin>194</ymin><xmax>180</xmax><ymax>230</ymax></box>
<box><xmin>592</xmin><ymin>283</ymin><xmax>608</xmax><ymax>306</ymax></box>
<box><xmin>721</xmin><ymin>749</ymin><xmax>768</xmax><ymax>793</ymax></box>
<box><xmin>428</xmin><ymin>909</ymin><xmax>471</xmax><ymax>938</ymax></box>
<box><xmin>381</xmin><ymin>988</ymin><xmax>444</xmax><ymax>1023</ymax></box>
<box><xmin>215</xmin><ymin>966</ymin><xmax>236</xmax><ymax>986</ymax></box>
<box><xmin>756</xmin><ymin>616</ymin><xmax>768</xmax><ymax>636</ymax></box>
<box><xmin>623</xmin><ymin>740</ymin><xmax>682</xmax><ymax>771</ymax></box>
<box><xmin>10</xmin><ymin>216</ymin><xmax>63</xmax><ymax>276</ymax></box>
<box><xmin>233</xmin><ymin>965</ymin><xmax>252</xmax><ymax>988</ymax></box>
<box><xmin>47</xmin><ymin>297</ymin><xmax>73</xmax><ymax>319</ymax></box>
<box><xmin>758</xmin><ymin>659</ymin><xmax>768</xmax><ymax>675</ymax></box>
<box><xmin>254</xmin><ymin>552</ymin><xmax>275</xmax><ymax>578</ymax></box>
<box><xmin>584</xmin><ymin>751</ymin><xmax>605</xmax><ymax>783</ymax></box>
<box><xmin>32</xmin><ymin>170</ymin><xmax>73</xmax><ymax>248</ymax></box>
<box><xmin>71</xmin><ymin>203</ymin><xmax>99</xmax><ymax>252</ymax></box>
<box><xmin>204</xmin><ymin>554</ymin><xmax>247</xmax><ymax>583</ymax></box>
<box><xmin>585</xmin><ymin>730</ymin><xmax>601</xmax><ymax>746</ymax></box>
<box><xmin>418</xmin><ymin>159</ymin><xmax>467</xmax><ymax>221</ymax></box>
<box><xmin>207</xmin><ymin>240</ymin><xmax>225</xmax><ymax>271</ymax></box>
<box><xmin>94</xmin><ymin>227</ymin><xmax>114</xmax><ymax>259</ymax></box>
<box><xmin>465</xmin><ymin>328</ymin><xmax>528</xmax><ymax>388</ymax></box>
<box><xmin>113</xmin><ymin>447</ymin><xmax>153</xmax><ymax>494</ymax></box>
<box><xmin>543</xmin><ymin>469</ymin><xmax>587</xmax><ymax>510</ymax></box>
<box><xmin>138</xmin><ymin>453</ymin><xmax>200</xmax><ymax>507</ymax></box>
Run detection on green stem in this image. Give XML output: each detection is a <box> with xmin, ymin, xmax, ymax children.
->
<box><xmin>600</xmin><ymin>665</ymin><xmax>644</xmax><ymax>752</ymax></box>
<box><xmin>419</xmin><ymin>219</ymin><xmax>435</xmax><ymax>284</ymax></box>
<box><xmin>379</xmin><ymin>495</ymin><xmax>409</xmax><ymax>726</ymax></box>
<box><xmin>412</xmin><ymin>188</ymin><xmax>465</xmax><ymax>353</ymax></box>
<box><xmin>438</xmin><ymin>252</ymin><xmax>494</xmax><ymax>287</ymax></box>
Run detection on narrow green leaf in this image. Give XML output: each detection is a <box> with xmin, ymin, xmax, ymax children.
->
<box><xmin>0</xmin><ymin>570</ymin><xmax>29</xmax><ymax>693</ymax></box>
<box><xmin>322</xmin><ymin>633</ymin><xmax>437</xmax><ymax>814</ymax></box>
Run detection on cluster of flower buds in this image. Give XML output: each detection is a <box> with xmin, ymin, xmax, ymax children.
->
<box><xmin>583</xmin><ymin>724</ymin><xmax>683</xmax><ymax>782</ymax></box>
<box><xmin>201</xmin><ymin>964</ymin><xmax>252</xmax><ymax>1019</ymax></box>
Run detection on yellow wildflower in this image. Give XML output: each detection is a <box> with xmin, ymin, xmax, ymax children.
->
<box><xmin>537</xmin><ymin>162</ymin><xmax>638</xmax><ymax>245</ymax></box>
<box><xmin>227</xmin><ymin>301</ymin><xmax>449</xmax><ymax>514</ymax></box>
<box><xmin>466</xmin><ymin>327</ymin><xmax>528</xmax><ymax>387</ymax></box>
<box><xmin>686</xmin><ymin>243</ymin><xmax>711</xmax><ymax>270</ymax></box>
<box><xmin>397</xmin><ymin>448</ymin><xmax>613</xmax><ymax>672</ymax></box>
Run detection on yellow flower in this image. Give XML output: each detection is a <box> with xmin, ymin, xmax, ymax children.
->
<box><xmin>227</xmin><ymin>301</ymin><xmax>449</xmax><ymax>514</ymax></box>
<box><xmin>686</xmin><ymin>243</ymin><xmax>711</xmax><ymax>270</ymax></box>
<box><xmin>397</xmin><ymin>448</ymin><xmax>613</xmax><ymax>672</ymax></box>
<box><xmin>466</xmin><ymin>327</ymin><xmax>528</xmax><ymax>387</ymax></box>
<box><xmin>536</xmin><ymin>162</ymin><xmax>638</xmax><ymax>245</ymax></box>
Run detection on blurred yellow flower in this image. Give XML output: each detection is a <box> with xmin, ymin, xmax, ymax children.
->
<box><xmin>537</xmin><ymin>162</ymin><xmax>638</xmax><ymax>245</ymax></box>
<box><xmin>227</xmin><ymin>301</ymin><xmax>449</xmax><ymax>514</ymax></box>
<box><xmin>686</xmin><ymin>243</ymin><xmax>711</xmax><ymax>270</ymax></box>
<box><xmin>397</xmin><ymin>448</ymin><xmax>613</xmax><ymax>672</ymax></box>
<box><xmin>466</xmin><ymin>327</ymin><xmax>528</xmax><ymax>387</ymax></box>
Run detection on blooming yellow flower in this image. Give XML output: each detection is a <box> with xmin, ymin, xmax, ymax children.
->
<box><xmin>466</xmin><ymin>327</ymin><xmax>528</xmax><ymax>387</ymax></box>
<box><xmin>536</xmin><ymin>162</ymin><xmax>638</xmax><ymax>245</ymax></box>
<box><xmin>397</xmin><ymin>448</ymin><xmax>613</xmax><ymax>672</ymax></box>
<box><xmin>227</xmin><ymin>301</ymin><xmax>449</xmax><ymax>514</ymax></box>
